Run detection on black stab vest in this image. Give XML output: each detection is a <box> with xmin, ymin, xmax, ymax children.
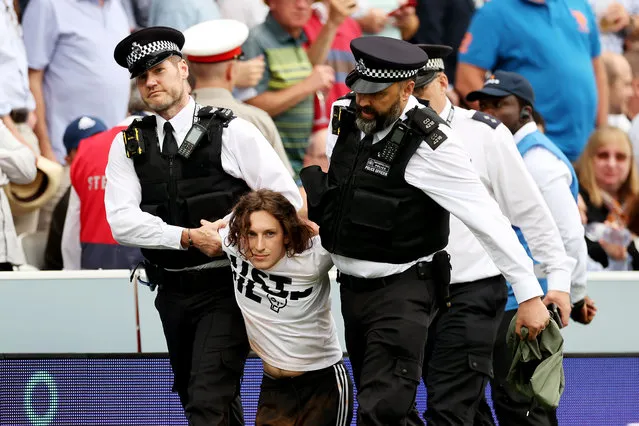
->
<box><xmin>307</xmin><ymin>97</ymin><xmax>450</xmax><ymax>263</ymax></box>
<box><xmin>128</xmin><ymin>109</ymin><xmax>250</xmax><ymax>269</ymax></box>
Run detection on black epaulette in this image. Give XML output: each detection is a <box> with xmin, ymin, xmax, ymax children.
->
<box><xmin>122</xmin><ymin>115</ymin><xmax>155</xmax><ymax>158</ymax></box>
<box><xmin>198</xmin><ymin>106</ymin><xmax>236</xmax><ymax>127</ymax></box>
<box><xmin>406</xmin><ymin>106</ymin><xmax>448</xmax><ymax>151</ymax></box>
<box><xmin>131</xmin><ymin>114</ymin><xmax>157</xmax><ymax>129</ymax></box>
<box><xmin>471</xmin><ymin>111</ymin><xmax>501</xmax><ymax>129</ymax></box>
<box><xmin>197</xmin><ymin>105</ymin><xmax>215</xmax><ymax>118</ymax></box>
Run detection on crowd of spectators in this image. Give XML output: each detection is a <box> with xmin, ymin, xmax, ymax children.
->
<box><xmin>3</xmin><ymin>0</ymin><xmax>639</xmax><ymax>273</ymax></box>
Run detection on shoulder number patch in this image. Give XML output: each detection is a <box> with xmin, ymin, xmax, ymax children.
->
<box><xmin>426</xmin><ymin>129</ymin><xmax>447</xmax><ymax>151</ymax></box>
<box><xmin>471</xmin><ymin>111</ymin><xmax>501</xmax><ymax>129</ymax></box>
<box><xmin>409</xmin><ymin>108</ymin><xmax>440</xmax><ymax>136</ymax></box>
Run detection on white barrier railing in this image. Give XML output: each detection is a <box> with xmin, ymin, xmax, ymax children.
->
<box><xmin>1</xmin><ymin>270</ymin><xmax>637</xmax><ymax>354</ymax></box>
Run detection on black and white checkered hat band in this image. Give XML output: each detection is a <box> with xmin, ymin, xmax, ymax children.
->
<box><xmin>126</xmin><ymin>40</ymin><xmax>180</xmax><ymax>68</ymax></box>
<box><xmin>423</xmin><ymin>58</ymin><xmax>445</xmax><ymax>71</ymax></box>
<box><xmin>356</xmin><ymin>59</ymin><xmax>418</xmax><ymax>81</ymax></box>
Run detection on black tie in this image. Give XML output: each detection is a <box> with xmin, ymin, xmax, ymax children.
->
<box><xmin>163</xmin><ymin>121</ymin><xmax>178</xmax><ymax>155</ymax></box>
<box><xmin>361</xmin><ymin>134</ymin><xmax>374</xmax><ymax>148</ymax></box>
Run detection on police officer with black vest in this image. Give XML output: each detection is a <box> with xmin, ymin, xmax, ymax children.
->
<box><xmin>107</xmin><ymin>27</ymin><xmax>302</xmax><ymax>426</ymax></box>
<box><xmin>301</xmin><ymin>36</ymin><xmax>551</xmax><ymax>426</ymax></box>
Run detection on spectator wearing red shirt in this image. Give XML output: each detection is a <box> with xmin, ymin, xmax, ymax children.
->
<box><xmin>303</xmin><ymin>0</ymin><xmax>359</xmax><ymax>171</ymax></box>
<box><xmin>61</xmin><ymin>116</ymin><xmax>143</xmax><ymax>270</ymax></box>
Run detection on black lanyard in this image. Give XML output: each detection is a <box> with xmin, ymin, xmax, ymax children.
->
<box><xmin>445</xmin><ymin>105</ymin><xmax>455</xmax><ymax>125</ymax></box>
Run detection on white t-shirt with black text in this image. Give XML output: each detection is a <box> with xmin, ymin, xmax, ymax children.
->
<box><xmin>220</xmin><ymin>229</ymin><xmax>343</xmax><ymax>372</ymax></box>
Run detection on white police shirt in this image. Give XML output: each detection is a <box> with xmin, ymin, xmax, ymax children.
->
<box><xmin>514</xmin><ymin>121</ymin><xmax>588</xmax><ymax>303</ymax></box>
<box><xmin>326</xmin><ymin>95</ymin><xmax>543</xmax><ymax>304</ymax></box>
<box><xmin>219</xmin><ymin>228</ymin><xmax>343</xmax><ymax>372</ymax></box>
<box><xmin>442</xmin><ymin>101</ymin><xmax>573</xmax><ymax>299</ymax></box>
<box><xmin>105</xmin><ymin>97</ymin><xmax>302</xmax><ymax>252</ymax></box>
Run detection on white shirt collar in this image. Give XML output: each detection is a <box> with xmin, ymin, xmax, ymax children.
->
<box><xmin>439</xmin><ymin>98</ymin><xmax>453</xmax><ymax>123</ymax></box>
<box><xmin>155</xmin><ymin>97</ymin><xmax>196</xmax><ymax>147</ymax></box>
<box><xmin>370</xmin><ymin>95</ymin><xmax>419</xmax><ymax>143</ymax></box>
<box><xmin>513</xmin><ymin>121</ymin><xmax>538</xmax><ymax>145</ymax></box>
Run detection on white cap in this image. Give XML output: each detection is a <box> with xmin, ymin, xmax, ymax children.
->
<box><xmin>182</xmin><ymin>19</ymin><xmax>249</xmax><ymax>63</ymax></box>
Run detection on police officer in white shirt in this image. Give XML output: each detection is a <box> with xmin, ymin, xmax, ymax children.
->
<box><xmin>411</xmin><ymin>45</ymin><xmax>574</xmax><ymax>426</ymax></box>
<box><xmin>467</xmin><ymin>70</ymin><xmax>589</xmax><ymax>426</ymax></box>
<box><xmin>300</xmin><ymin>36</ymin><xmax>550</xmax><ymax>426</ymax></box>
<box><xmin>216</xmin><ymin>189</ymin><xmax>352</xmax><ymax>426</ymax></box>
<box><xmin>107</xmin><ymin>27</ymin><xmax>302</xmax><ymax>426</ymax></box>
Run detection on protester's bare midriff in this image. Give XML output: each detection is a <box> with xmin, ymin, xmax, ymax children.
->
<box><xmin>262</xmin><ymin>361</ymin><xmax>306</xmax><ymax>379</ymax></box>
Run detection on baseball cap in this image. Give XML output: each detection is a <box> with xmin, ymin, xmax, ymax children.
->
<box><xmin>466</xmin><ymin>70</ymin><xmax>535</xmax><ymax>106</ymax></box>
<box><xmin>63</xmin><ymin>116</ymin><xmax>108</xmax><ymax>153</ymax></box>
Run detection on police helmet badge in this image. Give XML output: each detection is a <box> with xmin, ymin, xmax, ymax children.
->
<box><xmin>356</xmin><ymin>58</ymin><xmax>367</xmax><ymax>74</ymax></box>
<box><xmin>131</xmin><ymin>42</ymin><xmax>142</xmax><ymax>57</ymax></box>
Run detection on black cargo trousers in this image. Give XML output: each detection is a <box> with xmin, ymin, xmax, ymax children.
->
<box><xmin>422</xmin><ymin>275</ymin><xmax>508</xmax><ymax>425</ymax></box>
<box><xmin>149</xmin><ymin>264</ymin><xmax>250</xmax><ymax>426</ymax></box>
<box><xmin>338</xmin><ymin>261</ymin><xmax>440</xmax><ymax>426</ymax></box>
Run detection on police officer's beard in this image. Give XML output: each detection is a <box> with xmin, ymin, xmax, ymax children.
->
<box><xmin>146</xmin><ymin>83</ymin><xmax>185</xmax><ymax>113</ymax></box>
<box><xmin>355</xmin><ymin>98</ymin><xmax>403</xmax><ymax>135</ymax></box>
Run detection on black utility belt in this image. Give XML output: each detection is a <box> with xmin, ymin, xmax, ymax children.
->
<box><xmin>337</xmin><ymin>261</ymin><xmax>433</xmax><ymax>293</ymax></box>
<box><xmin>144</xmin><ymin>261</ymin><xmax>232</xmax><ymax>290</ymax></box>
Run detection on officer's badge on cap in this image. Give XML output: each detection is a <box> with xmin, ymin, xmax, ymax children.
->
<box><xmin>182</xmin><ymin>20</ymin><xmax>248</xmax><ymax>63</ymax></box>
<box><xmin>346</xmin><ymin>36</ymin><xmax>428</xmax><ymax>94</ymax></box>
<box><xmin>415</xmin><ymin>44</ymin><xmax>453</xmax><ymax>89</ymax></box>
<box><xmin>114</xmin><ymin>26</ymin><xmax>185</xmax><ymax>78</ymax></box>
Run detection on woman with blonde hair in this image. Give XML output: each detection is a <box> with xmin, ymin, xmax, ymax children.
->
<box><xmin>576</xmin><ymin>126</ymin><xmax>639</xmax><ymax>270</ymax></box>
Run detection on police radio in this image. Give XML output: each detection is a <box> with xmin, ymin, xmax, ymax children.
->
<box><xmin>378</xmin><ymin>122</ymin><xmax>408</xmax><ymax>163</ymax></box>
<box><xmin>178</xmin><ymin>122</ymin><xmax>207</xmax><ymax>159</ymax></box>
<box><xmin>177</xmin><ymin>107</ymin><xmax>234</xmax><ymax>159</ymax></box>
<box><xmin>123</xmin><ymin>127</ymin><xmax>145</xmax><ymax>158</ymax></box>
